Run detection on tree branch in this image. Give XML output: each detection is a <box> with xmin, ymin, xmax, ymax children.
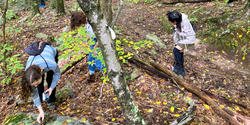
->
<box><xmin>111</xmin><ymin>0</ymin><xmax>123</xmax><ymax>28</ymax></box>
<box><xmin>2</xmin><ymin>0</ymin><xmax>8</xmax><ymax>42</ymax></box>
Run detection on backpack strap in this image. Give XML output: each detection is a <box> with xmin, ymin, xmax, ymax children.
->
<box><xmin>29</xmin><ymin>55</ymin><xmax>49</xmax><ymax>70</ymax></box>
<box><xmin>40</xmin><ymin>55</ymin><xmax>49</xmax><ymax>69</ymax></box>
<box><xmin>30</xmin><ymin>56</ymin><xmax>36</xmax><ymax>67</ymax></box>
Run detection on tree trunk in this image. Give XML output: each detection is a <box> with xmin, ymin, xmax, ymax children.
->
<box><xmin>101</xmin><ymin>0</ymin><xmax>112</xmax><ymax>26</ymax></box>
<box><xmin>77</xmin><ymin>0</ymin><xmax>145</xmax><ymax>124</ymax></box>
<box><xmin>50</xmin><ymin>0</ymin><xmax>56</xmax><ymax>9</ymax></box>
<box><xmin>30</xmin><ymin>0</ymin><xmax>40</xmax><ymax>16</ymax></box>
<box><xmin>56</xmin><ymin>0</ymin><xmax>65</xmax><ymax>16</ymax></box>
<box><xmin>2</xmin><ymin>0</ymin><xmax>8</xmax><ymax>42</ymax></box>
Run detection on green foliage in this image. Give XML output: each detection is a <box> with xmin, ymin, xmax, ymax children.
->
<box><xmin>158</xmin><ymin>16</ymin><xmax>173</xmax><ymax>34</ymax></box>
<box><xmin>57</xmin><ymin>26</ymin><xmax>94</xmax><ymax>69</ymax></box>
<box><xmin>3</xmin><ymin>113</ymin><xmax>26</xmax><ymax>125</ymax></box>
<box><xmin>127</xmin><ymin>0</ymin><xmax>140</xmax><ymax>4</ymax></box>
<box><xmin>144</xmin><ymin>0</ymin><xmax>158</xmax><ymax>4</ymax></box>
<box><xmin>0</xmin><ymin>9</ymin><xmax>18</xmax><ymax>22</ymax></box>
<box><xmin>0</xmin><ymin>43</ymin><xmax>24</xmax><ymax>85</ymax></box>
<box><xmin>116</xmin><ymin>38</ymin><xmax>154</xmax><ymax>64</ymax></box>
<box><xmin>189</xmin><ymin>17</ymin><xmax>198</xmax><ymax>22</ymax></box>
<box><xmin>127</xmin><ymin>0</ymin><xmax>158</xmax><ymax>4</ymax></box>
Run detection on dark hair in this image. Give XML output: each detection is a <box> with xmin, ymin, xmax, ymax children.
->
<box><xmin>70</xmin><ymin>11</ymin><xmax>87</xmax><ymax>30</ymax></box>
<box><xmin>167</xmin><ymin>11</ymin><xmax>182</xmax><ymax>32</ymax></box>
<box><xmin>21</xmin><ymin>65</ymin><xmax>42</xmax><ymax>102</ymax></box>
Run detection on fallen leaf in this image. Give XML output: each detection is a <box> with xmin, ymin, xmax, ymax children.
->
<box><xmin>146</xmin><ymin>108</ymin><xmax>153</xmax><ymax>113</ymax></box>
<box><xmin>170</xmin><ymin>106</ymin><xmax>175</xmax><ymax>112</ymax></box>
<box><xmin>204</xmin><ymin>104</ymin><xmax>210</xmax><ymax>110</ymax></box>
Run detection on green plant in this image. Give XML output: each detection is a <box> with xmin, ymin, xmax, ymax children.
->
<box><xmin>0</xmin><ymin>43</ymin><xmax>24</xmax><ymax>85</ymax></box>
<box><xmin>116</xmin><ymin>38</ymin><xmax>154</xmax><ymax>63</ymax></box>
<box><xmin>57</xmin><ymin>26</ymin><xmax>94</xmax><ymax>69</ymax></box>
<box><xmin>189</xmin><ymin>17</ymin><xmax>198</xmax><ymax>22</ymax></box>
<box><xmin>144</xmin><ymin>0</ymin><xmax>158</xmax><ymax>4</ymax></box>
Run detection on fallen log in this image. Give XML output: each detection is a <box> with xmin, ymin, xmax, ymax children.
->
<box><xmin>61</xmin><ymin>56</ymin><xmax>86</xmax><ymax>75</ymax></box>
<box><xmin>150</xmin><ymin>61</ymin><xmax>241</xmax><ymax>125</ymax></box>
<box><xmin>162</xmin><ymin>0</ymin><xmax>212</xmax><ymax>4</ymax></box>
<box><xmin>129</xmin><ymin>58</ymin><xmax>243</xmax><ymax>125</ymax></box>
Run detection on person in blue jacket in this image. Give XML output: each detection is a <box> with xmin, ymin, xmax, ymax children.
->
<box><xmin>21</xmin><ymin>41</ymin><xmax>60</xmax><ymax>123</ymax></box>
<box><xmin>85</xmin><ymin>22</ymin><xmax>105</xmax><ymax>83</ymax></box>
<box><xmin>70</xmin><ymin>11</ymin><xmax>105</xmax><ymax>83</ymax></box>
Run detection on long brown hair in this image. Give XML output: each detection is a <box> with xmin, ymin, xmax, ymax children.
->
<box><xmin>70</xmin><ymin>11</ymin><xmax>87</xmax><ymax>30</ymax></box>
<box><xmin>21</xmin><ymin>65</ymin><xmax>42</xmax><ymax>102</ymax></box>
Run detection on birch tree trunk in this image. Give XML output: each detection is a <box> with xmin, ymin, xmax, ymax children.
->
<box><xmin>77</xmin><ymin>0</ymin><xmax>146</xmax><ymax>124</ymax></box>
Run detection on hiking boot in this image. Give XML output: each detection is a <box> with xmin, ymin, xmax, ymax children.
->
<box><xmin>49</xmin><ymin>102</ymin><xmax>56</xmax><ymax>110</ymax></box>
<box><xmin>172</xmin><ymin>66</ymin><xmax>185</xmax><ymax>77</ymax></box>
<box><xmin>87</xmin><ymin>74</ymin><xmax>95</xmax><ymax>83</ymax></box>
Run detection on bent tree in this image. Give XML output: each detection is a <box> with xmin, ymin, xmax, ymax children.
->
<box><xmin>77</xmin><ymin>0</ymin><xmax>146</xmax><ymax>124</ymax></box>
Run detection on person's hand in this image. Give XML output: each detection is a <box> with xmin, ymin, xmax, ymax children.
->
<box><xmin>45</xmin><ymin>88</ymin><xmax>53</xmax><ymax>96</ymax></box>
<box><xmin>37</xmin><ymin>110</ymin><xmax>44</xmax><ymax>123</ymax></box>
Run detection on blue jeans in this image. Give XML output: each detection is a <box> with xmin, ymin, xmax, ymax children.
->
<box><xmin>88</xmin><ymin>38</ymin><xmax>105</xmax><ymax>75</ymax></box>
<box><xmin>173</xmin><ymin>47</ymin><xmax>185</xmax><ymax>76</ymax></box>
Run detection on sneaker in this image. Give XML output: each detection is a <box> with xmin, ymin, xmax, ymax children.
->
<box><xmin>172</xmin><ymin>66</ymin><xmax>185</xmax><ymax>77</ymax></box>
<box><xmin>49</xmin><ymin>102</ymin><xmax>56</xmax><ymax>110</ymax></box>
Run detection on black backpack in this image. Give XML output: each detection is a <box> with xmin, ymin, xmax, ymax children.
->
<box><xmin>24</xmin><ymin>41</ymin><xmax>51</xmax><ymax>56</ymax></box>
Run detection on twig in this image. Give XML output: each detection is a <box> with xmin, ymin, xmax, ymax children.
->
<box><xmin>98</xmin><ymin>74</ymin><xmax>105</xmax><ymax>99</ymax></box>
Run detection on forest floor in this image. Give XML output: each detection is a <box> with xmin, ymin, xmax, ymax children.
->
<box><xmin>0</xmin><ymin>0</ymin><xmax>249</xmax><ymax>125</ymax></box>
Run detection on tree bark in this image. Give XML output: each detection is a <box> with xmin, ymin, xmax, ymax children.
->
<box><xmin>56</xmin><ymin>0</ymin><xmax>65</xmax><ymax>16</ymax></box>
<box><xmin>2</xmin><ymin>0</ymin><xmax>8</xmax><ymax>42</ymax></box>
<box><xmin>77</xmin><ymin>0</ymin><xmax>145</xmax><ymax>124</ymax></box>
<box><xmin>30</xmin><ymin>0</ymin><xmax>40</xmax><ymax>16</ymax></box>
<box><xmin>50</xmin><ymin>0</ymin><xmax>57</xmax><ymax>9</ymax></box>
<box><xmin>101</xmin><ymin>0</ymin><xmax>112</xmax><ymax>26</ymax></box>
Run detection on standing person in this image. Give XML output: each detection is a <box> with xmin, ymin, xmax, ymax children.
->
<box><xmin>70</xmin><ymin>11</ymin><xmax>105</xmax><ymax>83</ymax></box>
<box><xmin>85</xmin><ymin>21</ymin><xmax>105</xmax><ymax>83</ymax></box>
<box><xmin>21</xmin><ymin>41</ymin><xmax>60</xmax><ymax>123</ymax></box>
<box><xmin>167</xmin><ymin>11</ymin><xmax>196</xmax><ymax>77</ymax></box>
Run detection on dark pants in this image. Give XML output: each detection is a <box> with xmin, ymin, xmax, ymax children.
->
<box><xmin>41</xmin><ymin>0</ymin><xmax>45</xmax><ymax>5</ymax></box>
<box><xmin>37</xmin><ymin>51</ymin><xmax>58</xmax><ymax>103</ymax></box>
<box><xmin>173</xmin><ymin>47</ymin><xmax>185</xmax><ymax>76</ymax></box>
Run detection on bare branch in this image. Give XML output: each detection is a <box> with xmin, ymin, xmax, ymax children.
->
<box><xmin>111</xmin><ymin>0</ymin><xmax>123</xmax><ymax>28</ymax></box>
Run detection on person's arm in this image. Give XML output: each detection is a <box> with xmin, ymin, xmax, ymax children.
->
<box><xmin>37</xmin><ymin>106</ymin><xmax>44</xmax><ymax>123</ymax></box>
<box><xmin>31</xmin><ymin>87</ymin><xmax>44</xmax><ymax>123</ymax></box>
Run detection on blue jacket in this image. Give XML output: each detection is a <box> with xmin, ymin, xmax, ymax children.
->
<box><xmin>25</xmin><ymin>45</ymin><xmax>61</xmax><ymax>107</ymax></box>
